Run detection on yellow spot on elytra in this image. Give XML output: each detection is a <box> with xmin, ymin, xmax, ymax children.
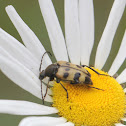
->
<box><xmin>52</xmin><ymin>68</ymin><xmax>126</xmax><ymax>126</ymax></box>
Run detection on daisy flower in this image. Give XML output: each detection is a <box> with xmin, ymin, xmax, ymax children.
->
<box><xmin>0</xmin><ymin>0</ymin><xmax>126</xmax><ymax>126</ymax></box>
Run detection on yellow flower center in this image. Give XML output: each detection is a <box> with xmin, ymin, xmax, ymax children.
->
<box><xmin>52</xmin><ymin>68</ymin><xmax>126</xmax><ymax>126</ymax></box>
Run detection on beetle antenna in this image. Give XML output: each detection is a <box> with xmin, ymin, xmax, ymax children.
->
<box><xmin>39</xmin><ymin>51</ymin><xmax>52</xmax><ymax>72</ymax></box>
<box><xmin>40</xmin><ymin>80</ymin><xmax>44</xmax><ymax>104</ymax></box>
<box><xmin>39</xmin><ymin>51</ymin><xmax>52</xmax><ymax>104</ymax></box>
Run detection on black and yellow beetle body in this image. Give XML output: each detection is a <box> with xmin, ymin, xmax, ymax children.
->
<box><xmin>39</xmin><ymin>61</ymin><xmax>93</xmax><ymax>85</ymax></box>
<box><xmin>39</xmin><ymin>52</ymin><xmax>105</xmax><ymax>103</ymax></box>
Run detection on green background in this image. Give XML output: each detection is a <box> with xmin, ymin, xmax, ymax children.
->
<box><xmin>0</xmin><ymin>0</ymin><xmax>126</xmax><ymax>126</ymax></box>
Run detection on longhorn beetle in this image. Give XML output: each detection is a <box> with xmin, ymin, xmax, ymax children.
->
<box><xmin>39</xmin><ymin>52</ymin><xmax>107</xmax><ymax>104</ymax></box>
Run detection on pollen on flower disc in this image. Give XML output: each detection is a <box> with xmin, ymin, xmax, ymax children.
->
<box><xmin>52</xmin><ymin>68</ymin><xmax>126</xmax><ymax>126</ymax></box>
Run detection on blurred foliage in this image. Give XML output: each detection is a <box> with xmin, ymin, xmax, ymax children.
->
<box><xmin>0</xmin><ymin>0</ymin><xmax>125</xmax><ymax>125</ymax></box>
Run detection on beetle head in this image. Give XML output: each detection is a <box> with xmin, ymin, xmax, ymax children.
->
<box><xmin>39</xmin><ymin>70</ymin><xmax>45</xmax><ymax>80</ymax></box>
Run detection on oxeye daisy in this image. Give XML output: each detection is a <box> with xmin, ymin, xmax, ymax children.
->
<box><xmin>0</xmin><ymin>0</ymin><xmax>126</xmax><ymax>126</ymax></box>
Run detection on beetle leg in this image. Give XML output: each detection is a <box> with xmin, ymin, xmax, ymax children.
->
<box><xmin>70</xmin><ymin>81</ymin><xmax>78</xmax><ymax>84</ymax></box>
<box><xmin>59</xmin><ymin>82</ymin><xmax>69</xmax><ymax>101</ymax></box>
<box><xmin>81</xmin><ymin>65</ymin><xmax>111</xmax><ymax>77</ymax></box>
<box><xmin>56</xmin><ymin>78</ymin><xmax>61</xmax><ymax>83</ymax></box>
<box><xmin>56</xmin><ymin>78</ymin><xmax>69</xmax><ymax>100</ymax></box>
<box><xmin>50</xmin><ymin>76</ymin><xmax>54</xmax><ymax>81</ymax></box>
<box><xmin>73</xmin><ymin>79</ymin><xmax>79</xmax><ymax>84</ymax></box>
<box><xmin>87</xmin><ymin>85</ymin><xmax>104</xmax><ymax>91</ymax></box>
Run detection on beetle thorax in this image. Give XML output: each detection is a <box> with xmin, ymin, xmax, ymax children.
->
<box><xmin>45</xmin><ymin>64</ymin><xmax>59</xmax><ymax>77</ymax></box>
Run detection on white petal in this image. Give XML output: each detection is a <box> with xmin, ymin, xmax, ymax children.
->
<box><xmin>38</xmin><ymin>0</ymin><xmax>68</xmax><ymax>61</ymax></box>
<box><xmin>5</xmin><ymin>5</ymin><xmax>52</xmax><ymax>69</ymax></box>
<box><xmin>115</xmin><ymin>123</ymin><xmax>125</xmax><ymax>126</ymax></box>
<box><xmin>121</xmin><ymin>118</ymin><xmax>126</xmax><ymax>121</ymax></box>
<box><xmin>0</xmin><ymin>48</ymin><xmax>52</xmax><ymax>102</ymax></box>
<box><xmin>19</xmin><ymin>116</ymin><xmax>66</xmax><ymax>126</ymax></box>
<box><xmin>95</xmin><ymin>0</ymin><xmax>126</xmax><ymax>69</ymax></box>
<box><xmin>19</xmin><ymin>117</ymin><xmax>66</xmax><ymax>126</ymax></box>
<box><xmin>0</xmin><ymin>100</ymin><xmax>58</xmax><ymax>115</ymax></box>
<box><xmin>108</xmin><ymin>31</ymin><xmax>126</xmax><ymax>76</ymax></box>
<box><xmin>124</xmin><ymin>88</ymin><xmax>126</xmax><ymax>93</ymax></box>
<box><xmin>65</xmin><ymin>0</ymin><xmax>81</xmax><ymax>64</ymax></box>
<box><xmin>79</xmin><ymin>0</ymin><xmax>94</xmax><ymax>65</ymax></box>
<box><xmin>116</xmin><ymin>69</ymin><xmax>126</xmax><ymax>84</ymax></box>
<box><xmin>56</xmin><ymin>122</ymin><xmax>74</xmax><ymax>126</ymax></box>
<box><xmin>0</xmin><ymin>28</ymin><xmax>40</xmax><ymax>76</ymax></box>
